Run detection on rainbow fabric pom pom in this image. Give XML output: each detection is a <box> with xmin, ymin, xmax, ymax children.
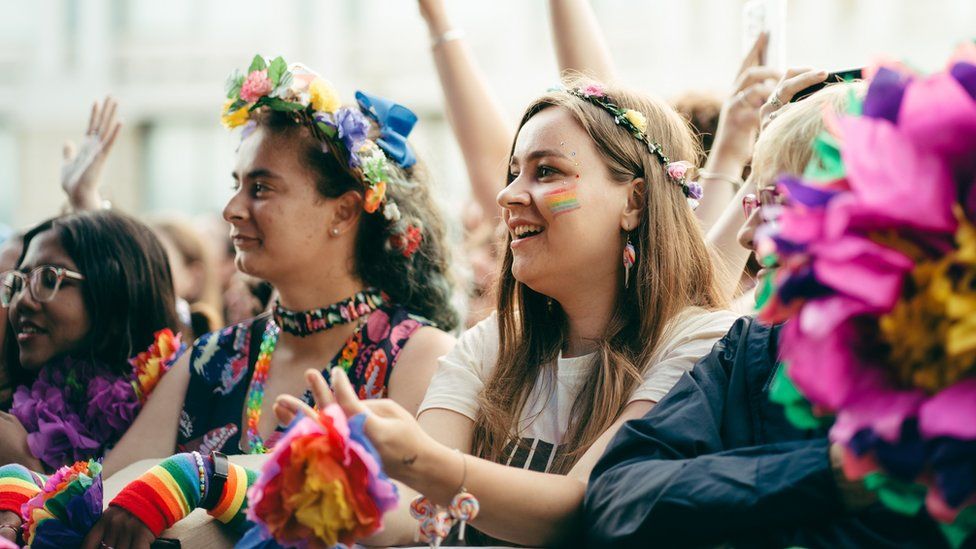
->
<box><xmin>21</xmin><ymin>460</ymin><xmax>103</xmax><ymax>549</ymax></box>
<box><xmin>758</xmin><ymin>44</ymin><xmax>976</xmax><ymax>547</ymax></box>
<box><xmin>244</xmin><ymin>404</ymin><xmax>399</xmax><ymax>548</ymax></box>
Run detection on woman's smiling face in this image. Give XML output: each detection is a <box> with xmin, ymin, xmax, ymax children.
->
<box><xmin>498</xmin><ymin>106</ymin><xmax>633</xmax><ymax>298</ymax></box>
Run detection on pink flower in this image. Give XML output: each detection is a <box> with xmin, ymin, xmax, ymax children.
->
<box><xmin>240</xmin><ymin>69</ymin><xmax>273</xmax><ymax>103</ymax></box>
<box><xmin>580</xmin><ymin>83</ymin><xmax>606</xmax><ymax>98</ymax></box>
<box><xmin>666</xmin><ymin>161</ymin><xmax>691</xmax><ymax>180</ymax></box>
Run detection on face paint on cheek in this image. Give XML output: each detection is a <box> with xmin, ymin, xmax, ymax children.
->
<box><xmin>544</xmin><ymin>185</ymin><xmax>581</xmax><ymax>216</ymax></box>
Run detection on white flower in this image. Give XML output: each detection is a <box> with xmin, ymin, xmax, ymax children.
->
<box><xmin>383</xmin><ymin>202</ymin><xmax>402</xmax><ymax>221</ymax></box>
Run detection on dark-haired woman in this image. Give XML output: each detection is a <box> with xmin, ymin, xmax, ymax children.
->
<box><xmin>98</xmin><ymin>61</ymin><xmax>459</xmax><ymax>479</ymax></box>
<box><xmin>0</xmin><ymin>210</ymin><xmax>182</xmax><ymax>474</ymax></box>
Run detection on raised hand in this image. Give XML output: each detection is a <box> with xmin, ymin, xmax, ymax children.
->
<box><xmin>61</xmin><ymin>96</ymin><xmax>122</xmax><ymax>212</ymax></box>
<box><xmin>759</xmin><ymin>68</ymin><xmax>830</xmax><ymax>130</ymax></box>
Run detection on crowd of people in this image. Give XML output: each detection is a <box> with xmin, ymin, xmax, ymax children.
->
<box><xmin>0</xmin><ymin>1</ymin><xmax>972</xmax><ymax>547</ymax></box>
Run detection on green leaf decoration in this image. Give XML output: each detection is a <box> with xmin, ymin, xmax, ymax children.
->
<box><xmin>863</xmin><ymin>472</ymin><xmax>927</xmax><ymax>516</ymax></box>
<box><xmin>940</xmin><ymin>506</ymin><xmax>976</xmax><ymax>548</ymax></box>
<box><xmin>262</xmin><ymin>97</ymin><xmax>305</xmax><ymax>112</ymax></box>
<box><xmin>268</xmin><ymin>56</ymin><xmax>287</xmax><ymax>86</ymax></box>
<box><xmin>317</xmin><ymin>121</ymin><xmax>337</xmax><ymax>139</ymax></box>
<box><xmin>247</xmin><ymin>54</ymin><xmax>267</xmax><ymax>74</ymax></box>
<box><xmin>225</xmin><ymin>70</ymin><xmax>244</xmax><ymax>99</ymax></box>
<box><xmin>228</xmin><ymin>99</ymin><xmax>247</xmax><ymax>112</ymax></box>
<box><xmin>768</xmin><ymin>365</ymin><xmax>826</xmax><ymax>430</ymax></box>
<box><xmin>803</xmin><ymin>131</ymin><xmax>845</xmax><ymax>182</ymax></box>
<box><xmin>270</xmin><ymin>71</ymin><xmax>294</xmax><ymax>99</ymax></box>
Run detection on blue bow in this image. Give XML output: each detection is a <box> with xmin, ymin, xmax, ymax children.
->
<box><xmin>355</xmin><ymin>90</ymin><xmax>418</xmax><ymax>169</ymax></box>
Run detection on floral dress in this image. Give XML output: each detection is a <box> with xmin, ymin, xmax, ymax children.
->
<box><xmin>177</xmin><ymin>304</ymin><xmax>430</xmax><ymax>454</ymax></box>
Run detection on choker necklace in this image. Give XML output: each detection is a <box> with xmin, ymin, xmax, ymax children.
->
<box><xmin>273</xmin><ymin>288</ymin><xmax>386</xmax><ymax>337</ymax></box>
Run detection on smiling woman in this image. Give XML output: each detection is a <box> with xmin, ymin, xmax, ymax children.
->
<box><xmin>0</xmin><ymin>210</ymin><xmax>181</xmax><ymax>471</ymax></box>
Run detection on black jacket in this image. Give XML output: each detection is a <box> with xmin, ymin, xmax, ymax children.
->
<box><xmin>584</xmin><ymin>317</ymin><xmax>947</xmax><ymax>548</ymax></box>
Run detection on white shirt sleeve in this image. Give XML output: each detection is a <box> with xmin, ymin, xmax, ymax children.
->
<box><xmin>628</xmin><ymin>308</ymin><xmax>739</xmax><ymax>405</ymax></box>
<box><xmin>417</xmin><ymin>312</ymin><xmax>500</xmax><ymax>420</ymax></box>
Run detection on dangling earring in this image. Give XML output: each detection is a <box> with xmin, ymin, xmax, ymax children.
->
<box><xmin>623</xmin><ymin>234</ymin><xmax>636</xmax><ymax>288</ymax></box>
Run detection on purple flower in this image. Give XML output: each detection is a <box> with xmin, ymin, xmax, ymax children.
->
<box><xmin>28</xmin><ymin>412</ymin><xmax>100</xmax><ymax>470</ymax></box>
<box><xmin>85</xmin><ymin>377</ymin><xmax>140</xmax><ymax>442</ymax></box>
<box><xmin>335</xmin><ymin>107</ymin><xmax>371</xmax><ymax>164</ymax></box>
<box><xmin>686</xmin><ymin>182</ymin><xmax>703</xmax><ymax>201</ymax></box>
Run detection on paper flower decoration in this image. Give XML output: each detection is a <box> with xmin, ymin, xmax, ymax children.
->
<box><xmin>129</xmin><ymin>328</ymin><xmax>184</xmax><ymax>403</ymax></box>
<box><xmin>244</xmin><ymin>404</ymin><xmax>399</xmax><ymax>548</ymax></box>
<box><xmin>21</xmin><ymin>460</ymin><xmax>103</xmax><ymax>549</ymax></box>
<box><xmin>758</xmin><ymin>47</ymin><xmax>976</xmax><ymax>547</ymax></box>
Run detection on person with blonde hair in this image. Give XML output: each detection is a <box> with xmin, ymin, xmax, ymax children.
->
<box><xmin>583</xmin><ymin>75</ymin><xmax>949</xmax><ymax>547</ymax></box>
<box><xmin>277</xmin><ymin>76</ymin><xmax>737</xmax><ymax>546</ymax></box>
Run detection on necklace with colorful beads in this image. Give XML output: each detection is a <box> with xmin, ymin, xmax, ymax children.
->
<box><xmin>243</xmin><ymin>290</ymin><xmax>385</xmax><ymax>453</ymax></box>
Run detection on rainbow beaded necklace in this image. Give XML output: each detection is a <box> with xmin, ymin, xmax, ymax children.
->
<box><xmin>243</xmin><ymin>290</ymin><xmax>385</xmax><ymax>453</ymax></box>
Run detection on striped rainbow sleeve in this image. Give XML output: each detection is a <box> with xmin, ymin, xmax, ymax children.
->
<box><xmin>110</xmin><ymin>453</ymin><xmax>257</xmax><ymax>537</ymax></box>
<box><xmin>0</xmin><ymin>464</ymin><xmax>45</xmax><ymax>514</ymax></box>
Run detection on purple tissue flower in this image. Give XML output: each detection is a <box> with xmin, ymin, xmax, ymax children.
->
<box><xmin>335</xmin><ymin>107</ymin><xmax>371</xmax><ymax>164</ymax></box>
<box><xmin>86</xmin><ymin>377</ymin><xmax>140</xmax><ymax>442</ymax></box>
<box><xmin>686</xmin><ymin>182</ymin><xmax>704</xmax><ymax>201</ymax></box>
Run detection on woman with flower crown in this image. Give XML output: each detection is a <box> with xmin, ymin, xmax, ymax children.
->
<box><xmin>93</xmin><ymin>57</ymin><xmax>460</xmax><ymax>472</ymax></box>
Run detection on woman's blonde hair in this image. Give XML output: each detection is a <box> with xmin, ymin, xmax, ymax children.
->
<box><xmin>472</xmin><ymin>77</ymin><xmax>725</xmax><ymax>474</ymax></box>
<box><xmin>751</xmin><ymin>82</ymin><xmax>863</xmax><ymax>188</ymax></box>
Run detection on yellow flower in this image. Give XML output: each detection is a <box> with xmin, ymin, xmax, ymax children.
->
<box><xmin>309</xmin><ymin>78</ymin><xmax>341</xmax><ymax>113</ymax></box>
<box><xmin>624</xmin><ymin>109</ymin><xmax>648</xmax><ymax>134</ymax></box>
<box><xmin>221</xmin><ymin>99</ymin><xmax>250</xmax><ymax>129</ymax></box>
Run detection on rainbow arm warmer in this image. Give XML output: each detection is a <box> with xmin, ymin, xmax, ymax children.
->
<box><xmin>0</xmin><ymin>464</ymin><xmax>45</xmax><ymax>514</ymax></box>
<box><xmin>109</xmin><ymin>453</ymin><xmax>257</xmax><ymax>537</ymax></box>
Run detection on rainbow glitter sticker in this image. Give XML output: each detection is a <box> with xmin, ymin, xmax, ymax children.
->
<box><xmin>544</xmin><ymin>186</ymin><xmax>580</xmax><ymax>216</ymax></box>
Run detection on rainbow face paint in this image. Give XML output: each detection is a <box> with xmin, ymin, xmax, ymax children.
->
<box><xmin>544</xmin><ymin>185</ymin><xmax>581</xmax><ymax>216</ymax></box>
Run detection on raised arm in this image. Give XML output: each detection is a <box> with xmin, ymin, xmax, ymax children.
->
<box><xmin>547</xmin><ymin>0</ymin><xmax>616</xmax><ymax>82</ymax></box>
<box><xmin>417</xmin><ymin>0</ymin><xmax>513</xmax><ymax>219</ymax></box>
<box><xmin>61</xmin><ymin>96</ymin><xmax>122</xmax><ymax>212</ymax></box>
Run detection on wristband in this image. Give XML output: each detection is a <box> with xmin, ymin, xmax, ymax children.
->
<box><xmin>431</xmin><ymin>29</ymin><xmax>465</xmax><ymax>49</ymax></box>
<box><xmin>109</xmin><ymin>453</ymin><xmax>210</xmax><ymax>536</ymax></box>
<box><xmin>0</xmin><ymin>464</ymin><xmax>44</xmax><ymax>515</ymax></box>
<box><xmin>206</xmin><ymin>461</ymin><xmax>258</xmax><ymax>534</ymax></box>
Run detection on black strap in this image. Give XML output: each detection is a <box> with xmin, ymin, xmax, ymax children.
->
<box><xmin>201</xmin><ymin>451</ymin><xmax>229</xmax><ymax>510</ymax></box>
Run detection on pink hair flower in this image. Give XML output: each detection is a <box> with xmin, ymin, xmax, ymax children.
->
<box><xmin>580</xmin><ymin>83</ymin><xmax>606</xmax><ymax>98</ymax></box>
<box><xmin>240</xmin><ymin>69</ymin><xmax>273</xmax><ymax>103</ymax></box>
<box><xmin>666</xmin><ymin>161</ymin><xmax>692</xmax><ymax>181</ymax></box>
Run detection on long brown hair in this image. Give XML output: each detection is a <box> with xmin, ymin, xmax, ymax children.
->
<box><xmin>472</xmin><ymin>78</ymin><xmax>725</xmax><ymax>473</ymax></box>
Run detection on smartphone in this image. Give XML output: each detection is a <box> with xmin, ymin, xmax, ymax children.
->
<box><xmin>742</xmin><ymin>0</ymin><xmax>787</xmax><ymax>70</ymax></box>
<box><xmin>791</xmin><ymin>68</ymin><xmax>864</xmax><ymax>102</ymax></box>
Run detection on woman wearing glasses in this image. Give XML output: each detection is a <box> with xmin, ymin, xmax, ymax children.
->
<box><xmin>0</xmin><ymin>210</ymin><xmax>181</xmax><ymax>472</ymax></box>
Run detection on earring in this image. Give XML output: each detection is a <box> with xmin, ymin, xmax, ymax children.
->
<box><xmin>330</xmin><ymin>227</ymin><xmax>340</xmax><ymax>236</ymax></box>
<box><xmin>623</xmin><ymin>234</ymin><xmax>636</xmax><ymax>288</ymax></box>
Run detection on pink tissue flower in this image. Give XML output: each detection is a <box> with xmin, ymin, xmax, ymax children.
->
<box><xmin>666</xmin><ymin>161</ymin><xmax>691</xmax><ymax>181</ymax></box>
<box><xmin>241</xmin><ymin>69</ymin><xmax>273</xmax><ymax>103</ymax></box>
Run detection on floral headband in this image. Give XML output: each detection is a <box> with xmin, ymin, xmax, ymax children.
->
<box><xmin>221</xmin><ymin>55</ymin><xmax>423</xmax><ymax>257</ymax></box>
<box><xmin>566</xmin><ymin>84</ymin><xmax>703</xmax><ymax>208</ymax></box>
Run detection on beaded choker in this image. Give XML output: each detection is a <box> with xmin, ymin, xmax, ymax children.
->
<box><xmin>272</xmin><ymin>288</ymin><xmax>386</xmax><ymax>337</ymax></box>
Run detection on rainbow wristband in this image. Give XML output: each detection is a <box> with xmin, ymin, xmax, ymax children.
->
<box><xmin>0</xmin><ymin>464</ymin><xmax>45</xmax><ymax>515</ymax></box>
<box><xmin>109</xmin><ymin>453</ymin><xmax>256</xmax><ymax>536</ymax></box>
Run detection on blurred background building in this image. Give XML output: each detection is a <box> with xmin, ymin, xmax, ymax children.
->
<box><xmin>0</xmin><ymin>0</ymin><xmax>973</xmax><ymax>228</ymax></box>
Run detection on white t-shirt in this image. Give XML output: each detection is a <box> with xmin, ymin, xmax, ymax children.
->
<box><xmin>418</xmin><ymin>307</ymin><xmax>737</xmax><ymax>473</ymax></box>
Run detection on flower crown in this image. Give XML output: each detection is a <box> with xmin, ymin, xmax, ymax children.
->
<box><xmin>565</xmin><ymin>84</ymin><xmax>703</xmax><ymax>208</ymax></box>
<box><xmin>221</xmin><ymin>55</ymin><xmax>423</xmax><ymax>257</ymax></box>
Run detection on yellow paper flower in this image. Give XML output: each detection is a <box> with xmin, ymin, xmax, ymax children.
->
<box><xmin>624</xmin><ymin>109</ymin><xmax>648</xmax><ymax>134</ymax></box>
<box><xmin>309</xmin><ymin>78</ymin><xmax>341</xmax><ymax>114</ymax></box>
<box><xmin>221</xmin><ymin>99</ymin><xmax>250</xmax><ymax>129</ymax></box>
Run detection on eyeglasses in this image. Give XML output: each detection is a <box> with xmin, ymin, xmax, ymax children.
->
<box><xmin>742</xmin><ymin>187</ymin><xmax>786</xmax><ymax>218</ymax></box>
<box><xmin>0</xmin><ymin>266</ymin><xmax>85</xmax><ymax>308</ymax></box>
